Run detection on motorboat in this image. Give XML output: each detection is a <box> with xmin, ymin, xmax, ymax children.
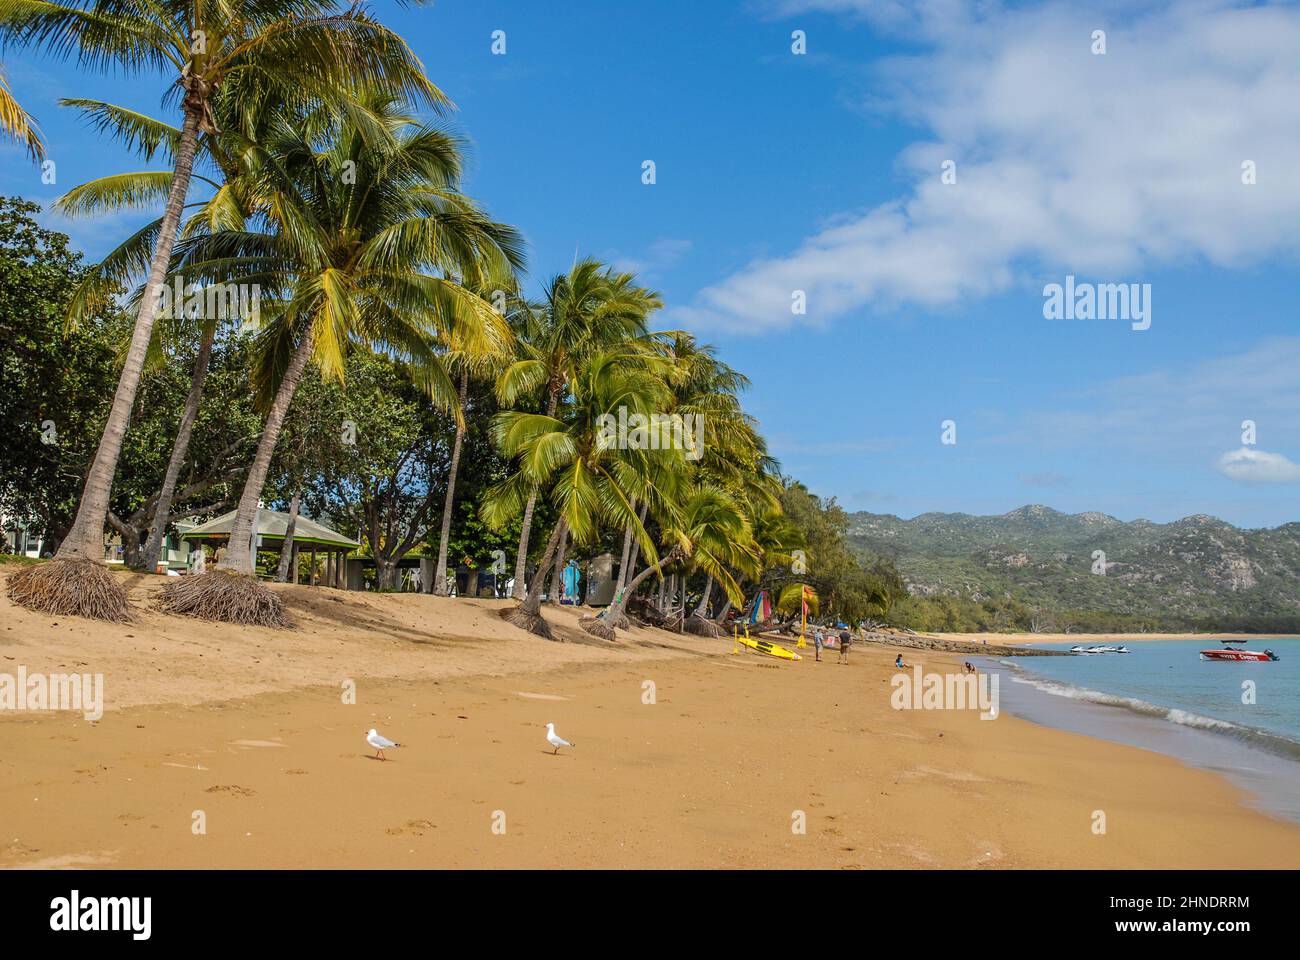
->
<box><xmin>1069</xmin><ymin>644</ymin><xmax>1129</xmax><ymax>655</ymax></box>
<box><xmin>1200</xmin><ymin>646</ymin><xmax>1279</xmax><ymax>662</ymax></box>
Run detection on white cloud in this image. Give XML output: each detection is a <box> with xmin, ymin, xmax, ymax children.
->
<box><xmin>1215</xmin><ymin>447</ymin><xmax>1300</xmax><ymax>484</ymax></box>
<box><xmin>671</xmin><ymin>0</ymin><xmax>1300</xmax><ymax>333</ymax></box>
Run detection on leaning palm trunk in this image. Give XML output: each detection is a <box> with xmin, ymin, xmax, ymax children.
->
<box><xmin>622</xmin><ymin>501</ymin><xmax>648</xmax><ymax>592</ymax></box>
<box><xmin>275</xmin><ymin>491</ymin><xmax>301</xmax><ymax>583</ymax></box>
<box><xmin>502</xmin><ymin>518</ymin><xmax>569</xmax><ymax>639</ymax></box>
<box><xmin>685</xmin><ymin>575</ymin><xmax>723</xmax><ymax>637</ymax></box>
<box><xmin>433</xmin><ymin>369</ymin><xmax>469</xmax><ymax>597</ymax></box>
<box><xmin>134</xmin><ymin>322</ymin><xmax>217</xmax><ymax>572</ymax></box>
<box><xmin>222</xmin><ymin>331</ymin><xmax>317</xmax><ymax>575</ymax></box>
<box><xmin>693</xmin><ymin>574</ymin><xmax>713</xmax><ymax>618</ymax></box>
<box><xmin>510</xmin><ymin>387</ymin><xmax>559</xmax><ymax>599</ymax></box>
<box><xmin>581</xmin><ymin>546</ymin><xmax>684</xmax><ymax>640</ymax></box>
<box><xmin>615</xmin><ymin>500</ymin><xmax>636</xmax><ymax>591</ymax></box>
<box><xmin>54</xmin><ymin>107</ymin><xmax>204</xmax><ymax>564</ymax></box>
<box><xmin>548</xmin><ymin>528</ymin><xmax>567</xmax><ymax>604</ymax></box>
<box><xmin>11</xmin><ymin>106</ymin><xmax>204</xmax><ymax>620</ymax></box>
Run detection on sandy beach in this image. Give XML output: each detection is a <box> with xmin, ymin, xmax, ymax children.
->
<box><xmin>3</xmin><ymin>570</ymin><xmax>1299</xmax><ymax>869</ymax></box>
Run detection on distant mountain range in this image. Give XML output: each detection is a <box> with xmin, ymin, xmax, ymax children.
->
<box><xmin>846</xmin><ymin>504</ymin><xmax>1300</xmax><ymax>627</ymax></box>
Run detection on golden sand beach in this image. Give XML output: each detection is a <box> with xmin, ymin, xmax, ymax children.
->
<box><xmin>3</xmin><ymin>571</ymin><xmax>1299</xmax><ymax>869</ymax></box>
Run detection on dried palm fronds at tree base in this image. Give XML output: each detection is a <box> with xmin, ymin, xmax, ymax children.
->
<box><xmin>501</xmin><ymin>603</ymin><xmax>553</xmax><ymax>640</ymax></box>
<box><xmin>4</xmin><ymin>558</ymin><xmax>132</xmax><ymax>622</ymax></box>
<box><xmin>157</xmin><ymin>570</ymin><xmax>289</xmax><ymax>627</ymax></box>
<box><xmin>578</xmin><ymin>614</ymin><xmax>616</xmax><ymax>641</ymax></box>
<box><xmin>683</xmin><ymin>614</ymin><xmax>722</xmax><ymax>638</ymax></box>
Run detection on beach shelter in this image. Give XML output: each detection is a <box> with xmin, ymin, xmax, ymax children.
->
<box><xmin>180</xmin><ymin>509</ymin><xmax>359</xmax><ymax>586</ymax></box>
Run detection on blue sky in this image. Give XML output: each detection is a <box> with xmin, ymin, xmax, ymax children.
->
<box><xmin>3</xmin><ymin>0</ymin><xmax>1299</xmax><ymax>527</ymax></box>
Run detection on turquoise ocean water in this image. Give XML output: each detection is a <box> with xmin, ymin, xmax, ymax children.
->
<box><xmin>977</xmin><ymin>638</ymin><xmax>1300</xmax><ymax>821</ymax></box>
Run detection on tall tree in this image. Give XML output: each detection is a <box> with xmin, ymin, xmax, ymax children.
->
<box><xmin>496</xmin><ymin>261</ymin><xmax>661</xmax><ymax>598</ymax></box>
<box><xmin>171</xmin><ymin>93</ymin><xmax>522</xmax><ymax>618</ymax></box>
<box><xmin>484</xmin><ymin>348</ymin><xmax>677</xmax><ymax>638</ymax></box>
<box><xmin>0</xmin><ymin>0</ymin><xmax>441</xmax><ymax>616</ymax></box>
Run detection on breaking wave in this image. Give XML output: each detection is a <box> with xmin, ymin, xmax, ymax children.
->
<box><xmin>995</xmin><ymin>659</ymin><xmax>1300</xmax><ymax>762</ymax></box>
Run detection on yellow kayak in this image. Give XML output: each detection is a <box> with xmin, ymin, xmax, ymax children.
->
<box><xmin>733</xmin><ymin>633</ymin><xmax>802</xmax><ymax>661</ymax></box>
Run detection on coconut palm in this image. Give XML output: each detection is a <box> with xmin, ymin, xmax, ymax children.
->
<box><xmin>170</xmin><ymin>95</ymin><xmax>522</xmax><ymax>613</ymax></box>
<box><xmin>483</xmin><ymin>347</ymin><xmax>679</xmax><ymax>638</ymax></box>
<box><xmin>496</xmin><ymin>261</ymin><xmax>661</xmax><ymax>598</ymax></box>
<box><xmin>0</xmin><ymin>0</ymin><xmax>441</xmax><ymax>616</ymax></box>
<box><xmin>430</xmin><ymin>281</ymin><xmax>522</xmax><ymax>597</ymax></box>
<box><xmin>0</xmin><ymin>61</ymin><xmax>43</xmax><ymax>158</ymax></box>
<box><xmin>53</xmin><ymin>87</ymin><xmax>403</xmax><ymax>572</ymax></box>
<box><xmin>587</xmin><ymin>481</ymin><xmax>753</xmax><ymax>640</ymax></box>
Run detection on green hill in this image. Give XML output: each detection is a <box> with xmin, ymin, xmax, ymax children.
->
<box><xmin>847</xmin><ymin>505</ymin><xmax>1300</xmax><ymax>633</ymax></box>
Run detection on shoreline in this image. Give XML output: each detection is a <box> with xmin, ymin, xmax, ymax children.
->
<box><xmin>931</xmin><ymin>631</ymin><xmax>1298</xmax><ymax>646</ymax></box>
<box><xmin>4</xmin><ymin>573</ymin><xmax>1299</xmax><ymax>868</ymax></box>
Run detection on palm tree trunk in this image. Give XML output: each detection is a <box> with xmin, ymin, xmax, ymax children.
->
<box><xmin>623</xmin><ymin>502</ymin><xmax>648</xmax><ymax>594</ymax></box>
<box><xmin>694</xmin><ymin>574</ymin><xmax>713</xmax><ymax>618</ymax></box>
<box><xmin>433</xmin><ymin>369</ymin><xmax>469</xmax><ymax>597</ymax></box>
<box><xmin>134</xmin><ymin>321</ymin><xmax>217</xmax><ymax>572</ymax></box>
<box><xmin>615</xmin><ymin>499</ymin><xmax>636</xmax><ymax>591</ymax></box>
<box><xmin>548</xmin><ymin>528</ymin><xmax>568</xmax><ymax>604</ymax></box>
<box><xmin>600</xmin><ymin>546</ymin><xmax>683</xmax><ymax>625</ymax></box>
<box><xmin>517</xmin><ymin>519</ymin><xmax>568</xmax><ymax>618</ymax></box>
<box><xmin>56</xmin><ymin>106</ymin><xmax>204</xmax><ymax>560</ymax></box>
<box><xmin>511</xmin><ymin>386</ymin><xmax>559</xmax><ymax>599</ymax></box>
<box><xmin>713</xmin><ymin>598</ymin><xmax>733</xmax><ymax>625</ymax></box>
<box><xmin>220</xmin><ymin>330</ymin><xmax>316</xmax><ymax>574</ymax></box>
<box><xmin>275</xmin><ymin>491</ymin><xmax>301</xmax><ymax>583</ymax></box>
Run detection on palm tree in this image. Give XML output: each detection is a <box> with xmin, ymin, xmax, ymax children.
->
<box><xmin>0</xmin><ymin>0</ymin><xmax>440</xmax><ymax>616</ymax></box>
<box><xmin>496</xmin><ymin>261</ymin><xmax>661</xmax><ymax>598</ymax></box>
<box><xmin>0</xmin><ymin>61</ymin><xmax>43</xmax><ymax>159</ymax></box>
<box><xmin>483</xmin><ymin>348</ymin><xmax>678</xmax><ymax>638</ymax></box>
<box><xmin>587</xmin><ymin>482</ymin><xmax>752</xmax><ymax>640</ymax></box>
<box><xmin>53</xmin><ymin>87</ymin><xmax>402</xmax><ymax>573</ymax></box>
<box><xmin>173</xmin><ymin>94</ymin><xmax>522</xmax><ymax>610</ymax></box>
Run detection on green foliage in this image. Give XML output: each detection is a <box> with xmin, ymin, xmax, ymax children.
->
<box><xmin>0</xmin><ymin>196</ymin><xmax>125</xmax><ymax>548</ymax></box>
<box><xmin>852</xmin><ymin>505</ymin><xmax>1300</xmax><ymax>633</ymax></box>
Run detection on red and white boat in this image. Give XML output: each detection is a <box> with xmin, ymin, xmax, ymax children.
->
<box><xmin>1200</xmin><ymin>646</ymin><xmax>1279</xmax><ymax>662</ymax></box>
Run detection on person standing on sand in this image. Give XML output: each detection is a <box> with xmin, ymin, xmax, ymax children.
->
<box><xmin>838</xmin><ymin>627</ymin><xmax>852</xmax><ymax>664</ymax></box>
<box><xmin>813</xmin><ymin>625</ymin><xmax>825</xmax><ymax>661</ymax></box>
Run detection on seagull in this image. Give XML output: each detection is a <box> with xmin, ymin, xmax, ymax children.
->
<box><xmin>545</xmin><ymin>722</ymin><xmax>573</xmax><ymax>755</ymax></box>
<box><xmin>366</xmin><ymin>728</ymin><xmax>400</xmax><ymax>761</ymax></box>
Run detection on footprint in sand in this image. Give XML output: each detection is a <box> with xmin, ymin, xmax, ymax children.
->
<box><xmin>386</xmin><ymin>819</ymin><xmax>435</xmax><ymax>837</ymax></box>
<box><xmin>204</xmin><ymin>785</ymin><xmax>256</xmax><ymax>797</ymax></box>
<box><xmin>229</xmin><ymin>739</ymin><xmax>286</xmax><ymax>749</ymax></box>
<box><xmin>899</xmin><ymin>766</ymin><xmax>988</xmax><ymax>783</ymax></box>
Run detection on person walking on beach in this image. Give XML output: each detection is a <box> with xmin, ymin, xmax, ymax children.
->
<box><xmin>813</xmin><ymin>625</ymin><xmax>825</xmax><ymax>662</ymax></box>
<box><xmin>838</xmin><ymin>627</ymin><xmax>852</xmax><ymax>664</ymax></box>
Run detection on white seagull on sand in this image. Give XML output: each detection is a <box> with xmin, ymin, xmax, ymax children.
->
<box><xmin>545</xmin><ymin>722</ymin><xmax>573</xmax><ymax>755</ymax></box>
<box><xmin>366</xmin><ymin>728</ymin><xmax>400</xmax><ymax>761</ymax></box>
